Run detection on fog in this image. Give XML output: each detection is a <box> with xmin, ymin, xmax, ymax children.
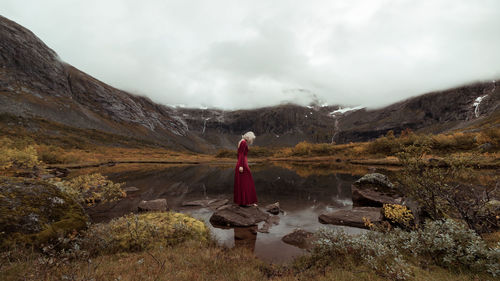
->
<box><xmin>3</xmin><ymin>0</ymin><xmax>500</xmax><ymax>109</ymax></box>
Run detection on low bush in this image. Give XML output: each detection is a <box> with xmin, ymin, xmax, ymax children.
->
<box><xmin>0</xmin><ymin>137</ymin><xmax>39</xmax><ymax>169</ymax></box>
<box><xmin>81</xmin><ymin>212</ymin><xmax>210</xmax><ymax>255</ymax></box>
<box><xmin>52</xmin><ymin>173</ymin><xmax>126</xmax><ymax>207</ymax></box>
<box><xmin>298</xmin><ymin>219</ymin><xmax>500</xmax><ymax>280</ymax></box>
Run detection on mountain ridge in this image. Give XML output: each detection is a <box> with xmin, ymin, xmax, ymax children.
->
<box><xmin>0</xmin><ymin>15</ymin><xmax>498</xmax><ymax>152</ymax></box>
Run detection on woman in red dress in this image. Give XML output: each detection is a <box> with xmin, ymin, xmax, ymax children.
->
<box><xmin>234</xmin><ymin>131</ymin><xmax>258</xmax><ymax>206</ymax></box>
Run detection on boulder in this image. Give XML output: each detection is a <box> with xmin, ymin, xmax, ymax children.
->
<box><xmin>264</xmin><ymin>202</ymin><xmax>280</xmax><ymax>215</ymax></box>
<box><xmin>137</xmin><ymin>199</ymin><xmax>168</xmax><ymax>212</ymax></box>
<box><xmin>355</xmin><ymin>173</ymin><xmax>394</xmax><ymax>189</ymax></box>
<box><xmin>0</xmin><ymin>177</ymin><xmax>87</xmax><ymax>247</ymax></box>
<box><xmin>352</xmin><ymin>173</ymin><xmax>402</xmax><ymax>207</ymax></box>
<box><xmin>209</xmin><ymin>204</ymin><xmax>269</xmax><ymax>227</ymax></box>
<box><xmin>282</xmin><ymin>229</ymin><xmax>315</xmax><ymax>249</ymax></box>
<box><xmin>352</xmin><ymin>185</ymin><xmax>403</xmax><ymax>207</ymax></box>
<box><xmin>319</xmin><ymin>207</ymin><xmax>382</xmax><ymax>229</ymax></box>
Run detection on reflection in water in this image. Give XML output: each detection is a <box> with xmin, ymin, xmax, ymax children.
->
<box><xmin>234</xmin><ymin>226</ymin><xmax>258</xmax><ymax>252</ymax></box>
<box><xmin>77</xmin><ymin>162</ymin><xmax>369</xmax><ymax>263</ymax></box>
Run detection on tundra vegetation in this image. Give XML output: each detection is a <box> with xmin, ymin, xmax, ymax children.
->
<box><xmin>1</xmin><ymin>122</ymin><xmax>499</xmax><ymax>280</ymax></box>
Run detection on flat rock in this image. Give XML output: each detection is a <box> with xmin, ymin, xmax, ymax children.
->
<box><xmin>137</xmin><ymin>199</ymin><xmax>168</xmax><ymax>212</ymax></box>
<box><xmin>319</xmin><ymin>207</ymin><xmax>382</xmax><ymax>229</ymax></box>
<box><xmin>264</xmin><ymin>202</ymin><xmax>280</xmax><ymax>215</ymax></box>
<box><xmin>352</xmin><ymin>185</ymin><xmax>402</xmax><ymax>207</ymax></box>
<box><xmin>210</xmin><ymin>204</ymin><xmax>269</xmax><ymax>227</ymax></box>
<box><xmin>123</xmin><ymin>186</ymin><xmax>140</xmax><ymax>192</ymax></box>
<box><xmin>182</xmin><ymin>198</ymin><xmax>228</xmax><ymax>209</ymax></box>
<box><xmin>282</xmin><ymin>229</ymin><xmax>315</xmax><ymax>249</ymax></box>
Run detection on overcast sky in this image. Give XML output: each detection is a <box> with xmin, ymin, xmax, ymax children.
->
<box><xmin>3</xmin><ymin>0</ymin><xmax>500</xmax><ymax>109</ymax></box>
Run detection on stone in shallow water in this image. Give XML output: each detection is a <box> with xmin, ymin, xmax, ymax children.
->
<box><xmin>137</xmin><ymin>199</ymin><xmax>168</xmax><ymax>212</ymax></box>
<box><xmin>282</xmin><ymin>229</ymin><xmax>315</xmax><ymax>249</ymax></box>
<box><xmin>123</xmin><ymin>186</ymin><xmax>140</xmax><ymax>192</ymax></box>
<box><xmin>319</xmin><ymin>207</ymin><xmax>382</xmax><ymax>229</ymax></box>
<box><xmin>258</xmin><ymin>215</ymin><xmax>280</xmax><ymax>233</ymax></box>
<box><xmin>209</xmin><ymin>204</ymin><xmax>269</xmax><ymax>227</ymax></box>
<box><xmin>264</xmin><ymin>202</ymin><xmax>280</xmax><ymax>215</ymax></box>
<box><xmin>182</xmin><ymin>198</ymin><xmax>228</xmax><ymax>209</ymax></box>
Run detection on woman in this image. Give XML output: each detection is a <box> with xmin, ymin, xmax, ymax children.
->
<box><xmin>234</xmin><ymin>131</ymin><xmax>258</xmax><ymax>206</ymax></box>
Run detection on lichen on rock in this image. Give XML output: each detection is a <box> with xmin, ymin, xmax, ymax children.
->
<box><xmin>0</xmin><ymin>177</ymin><xmax>87</xmax><ymax>248</ymax></box>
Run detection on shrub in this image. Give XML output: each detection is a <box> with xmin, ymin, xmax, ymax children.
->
<box><xmin>396</xmin><ymin>144</ymin><xmax>500</xmax><ymax>234</ymax></box>
<box><xmin>52</xmin><ymin>173</ymin><xmax>126</xmax><ymax>207</ymax></box>
<box><xmin>0</xmin><ymin>137</ymin><xmax>40</xmax><ymax>169</ymax></box>
<box><xmin>81</xmin><ymin>212</ymin><xmax>210</xmax><ymax>255</ymax></box>
<box><xmin>299</xmin><ymin>219</ymin><xmax>500</xmax><ymax>280</ymax></box>
<box><xmin>382</xmin><ymin>204</ymin><xmax>415</xmax><ymax>229</ymax></box>
<box><xmin>215</xmin><ymin>149</ymin><xmax>236</xmax><ymax>158</ymax></box>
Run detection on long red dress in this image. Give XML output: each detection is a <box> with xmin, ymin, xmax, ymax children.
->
<box><xmin>233</xmin><ymin>139</ymin><xmax>258</xmax><ymax>205</ymax></box>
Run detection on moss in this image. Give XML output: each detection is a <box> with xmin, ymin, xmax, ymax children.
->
<box><xmin>0</xmin><ymin>177</ymin><xmax>87</xmax><ymax>249</ymax></box>
<box><xmin>83</xmin><ymin>212</ymin><xmax>210</xmax><ymax>254</ymax></box>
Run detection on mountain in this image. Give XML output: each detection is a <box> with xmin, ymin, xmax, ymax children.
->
<box><xmin>0</xmin><ymin>15</ymin><xmax>499</xmax><ymax>152</ymax></box>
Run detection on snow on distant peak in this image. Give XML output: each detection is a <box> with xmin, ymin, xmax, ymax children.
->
<box><xmin>330</xmin><ymin>105</ymin><xmax>364</xmax><ymax>115</ymax></box>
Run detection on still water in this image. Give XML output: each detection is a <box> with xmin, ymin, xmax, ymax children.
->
<box><xmin>76</xmin><ymin>162</ymin><xmax>373</xmax><ymax>263</ymax></box>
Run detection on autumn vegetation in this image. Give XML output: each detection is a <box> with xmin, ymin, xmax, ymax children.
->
<box><xmin>1</xmin><ymin>112</ymin><xmax>500</xmax><ymax>280</ymax></box>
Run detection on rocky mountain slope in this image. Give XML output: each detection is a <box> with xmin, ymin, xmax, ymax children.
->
<box><xmin>0</xmin><ymin>15</ymin><xmax>498</xmax><ymax>152</ymax></box>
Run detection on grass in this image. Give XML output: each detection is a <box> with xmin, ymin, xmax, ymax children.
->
<box><xmin>2</xmin><ymin>240</ymin><xmax>496</xmax><ymax>281</ymax></box>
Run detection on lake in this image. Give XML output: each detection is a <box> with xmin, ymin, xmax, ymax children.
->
<box><xmin>75</xmin><ymin>162</ymin><xmax>379</xmax><ymax>263</ymax></box>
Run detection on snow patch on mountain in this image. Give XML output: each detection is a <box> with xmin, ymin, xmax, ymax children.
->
<box><xmin>330</xmin><ymin>105</ymin><xmax>364</xmax><ymax>115</ymax></box>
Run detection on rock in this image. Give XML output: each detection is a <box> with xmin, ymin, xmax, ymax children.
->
<box><xmin>264</xmin><ymin>202</ymin><xmax>280</xmax><ymax>215</ymax></box>
<box><xmin>137</xmin><ymin>199</ymin><xmax>168</xmax><ymax>212</ymax></box>
<box><xmin>352</xmin><ymin>173</ymin><xmax>402</xmax><ymax>207</ymax></box>
<box><xmin>0</xmin><ymin>177</ymin><xmax>87</xmax><ymax>247</ymax></box>
<box><xmin>319</xmin><ymin>207</ymin><xmax>382</xmax><ymax>229</ymax></box>
<box><xmin>355</xmin><ymin>173</ymin><xmax>394</xmax><ymax>189</ymax></box>
<box><xmin>123</xmin><ymin>186</ymin><xmax>140</xmax><ymax>192</ymax></box>
<box><xmin>182</xmin><ymin>198</ymin><xmax>228</xmax><ymax>209</ymax></box>
<box><xmin>258</xmin><ymin>215</ymin><xmax>280</xmax><ymax>233</ymax></box>
<box><xmin>352</xmin><ymin>185</ymin><xmax>403</xmax><ymax>207</ymax></box>
<box><xmin>209</xmin><ymin>204</ymin><xmax>269</xmax><ymax>227</ymax></box>
<box><xmin>479</xmin><ymin>143</ymin><xmax>493</xmax><ymax>152</ymax></box>
<box><xmin>282</xmin><ymin>229</ymin><xmax>315</xmax><ymax>249</ymax></box>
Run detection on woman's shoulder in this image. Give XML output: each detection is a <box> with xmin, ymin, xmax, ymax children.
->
<box><xmin>238</xmin><ymin>139</ymin><xmax>246</xmax><ymax>148</ymax></box>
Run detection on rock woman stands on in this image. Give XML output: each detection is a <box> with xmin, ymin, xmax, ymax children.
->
<box><xmin>234</xmin><ymin>131</ymin><xmax>258</xmax><ymax>206</ymax></box>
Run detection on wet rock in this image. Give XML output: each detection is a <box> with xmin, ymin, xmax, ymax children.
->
<box><xmin>0</xmin><ymin>177</ymin><xmax>87</xmax><ymax>247</ymax></box>
<box><xmin>258</xmin><ymin>215</ymin><xmax>280</xmax><ymax>233</ymax></box>
<box><xmin>355</xmin><ymin>173</ymin><xmax>394</xmax><ymax>189</ymax></box>
<box><xmin>123</xmin><ymin>186</ymin><xmax>140</xmax><ymax>192</ymax></box>
<box><xmin>264</xmin><ymin>202</ymin><xmax>280</xmax><ymax>215</ymax></box>
<box><xmin>209</xmin><ymin>204</ymin><xmax>269</xmax><ymax>227</ymax></box>
<box><xmin>182</xmin><ymin>198</ymin><xmax>229</xmax><ymax>209</ymax></box>
<box><xmin>352</xmin><ymin>173</ymin><xmax>402</xmax><ymax>207</ymax></box>
<box><xmin>352</xmin><ymin>185</ymin><xmax>403</xmax><ymax>207</ymax></box>
<box><xmin>319</xmin><ymin>207</ymin><xmax>382</xmax><ymax>229</ymax></box>
<box><xmin>137</xmin><ymin>199</ymin><xmax>168</xmax><ymax>212</ymax></box>
<box><xmin>282</xmin><ymin>229</ymin><xmax>315</xmax><ymax>249</ymax></box>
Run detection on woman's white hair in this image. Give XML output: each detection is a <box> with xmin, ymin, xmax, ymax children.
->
<box><xmin>242</xmin><ymin>131</ymin><xmax>256</xmax><ymax>143</ymax></box>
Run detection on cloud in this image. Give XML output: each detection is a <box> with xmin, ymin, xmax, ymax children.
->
<box><xmin>2</xmin><ymin>0</ymin><xmax>500</xmax><ymax>109</ymax></box>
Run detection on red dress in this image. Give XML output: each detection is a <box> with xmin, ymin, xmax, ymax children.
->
<box><xmin>233</xmin><ymin>139</ymin><xmax>258</xmax><ymax>205</ymax></box>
